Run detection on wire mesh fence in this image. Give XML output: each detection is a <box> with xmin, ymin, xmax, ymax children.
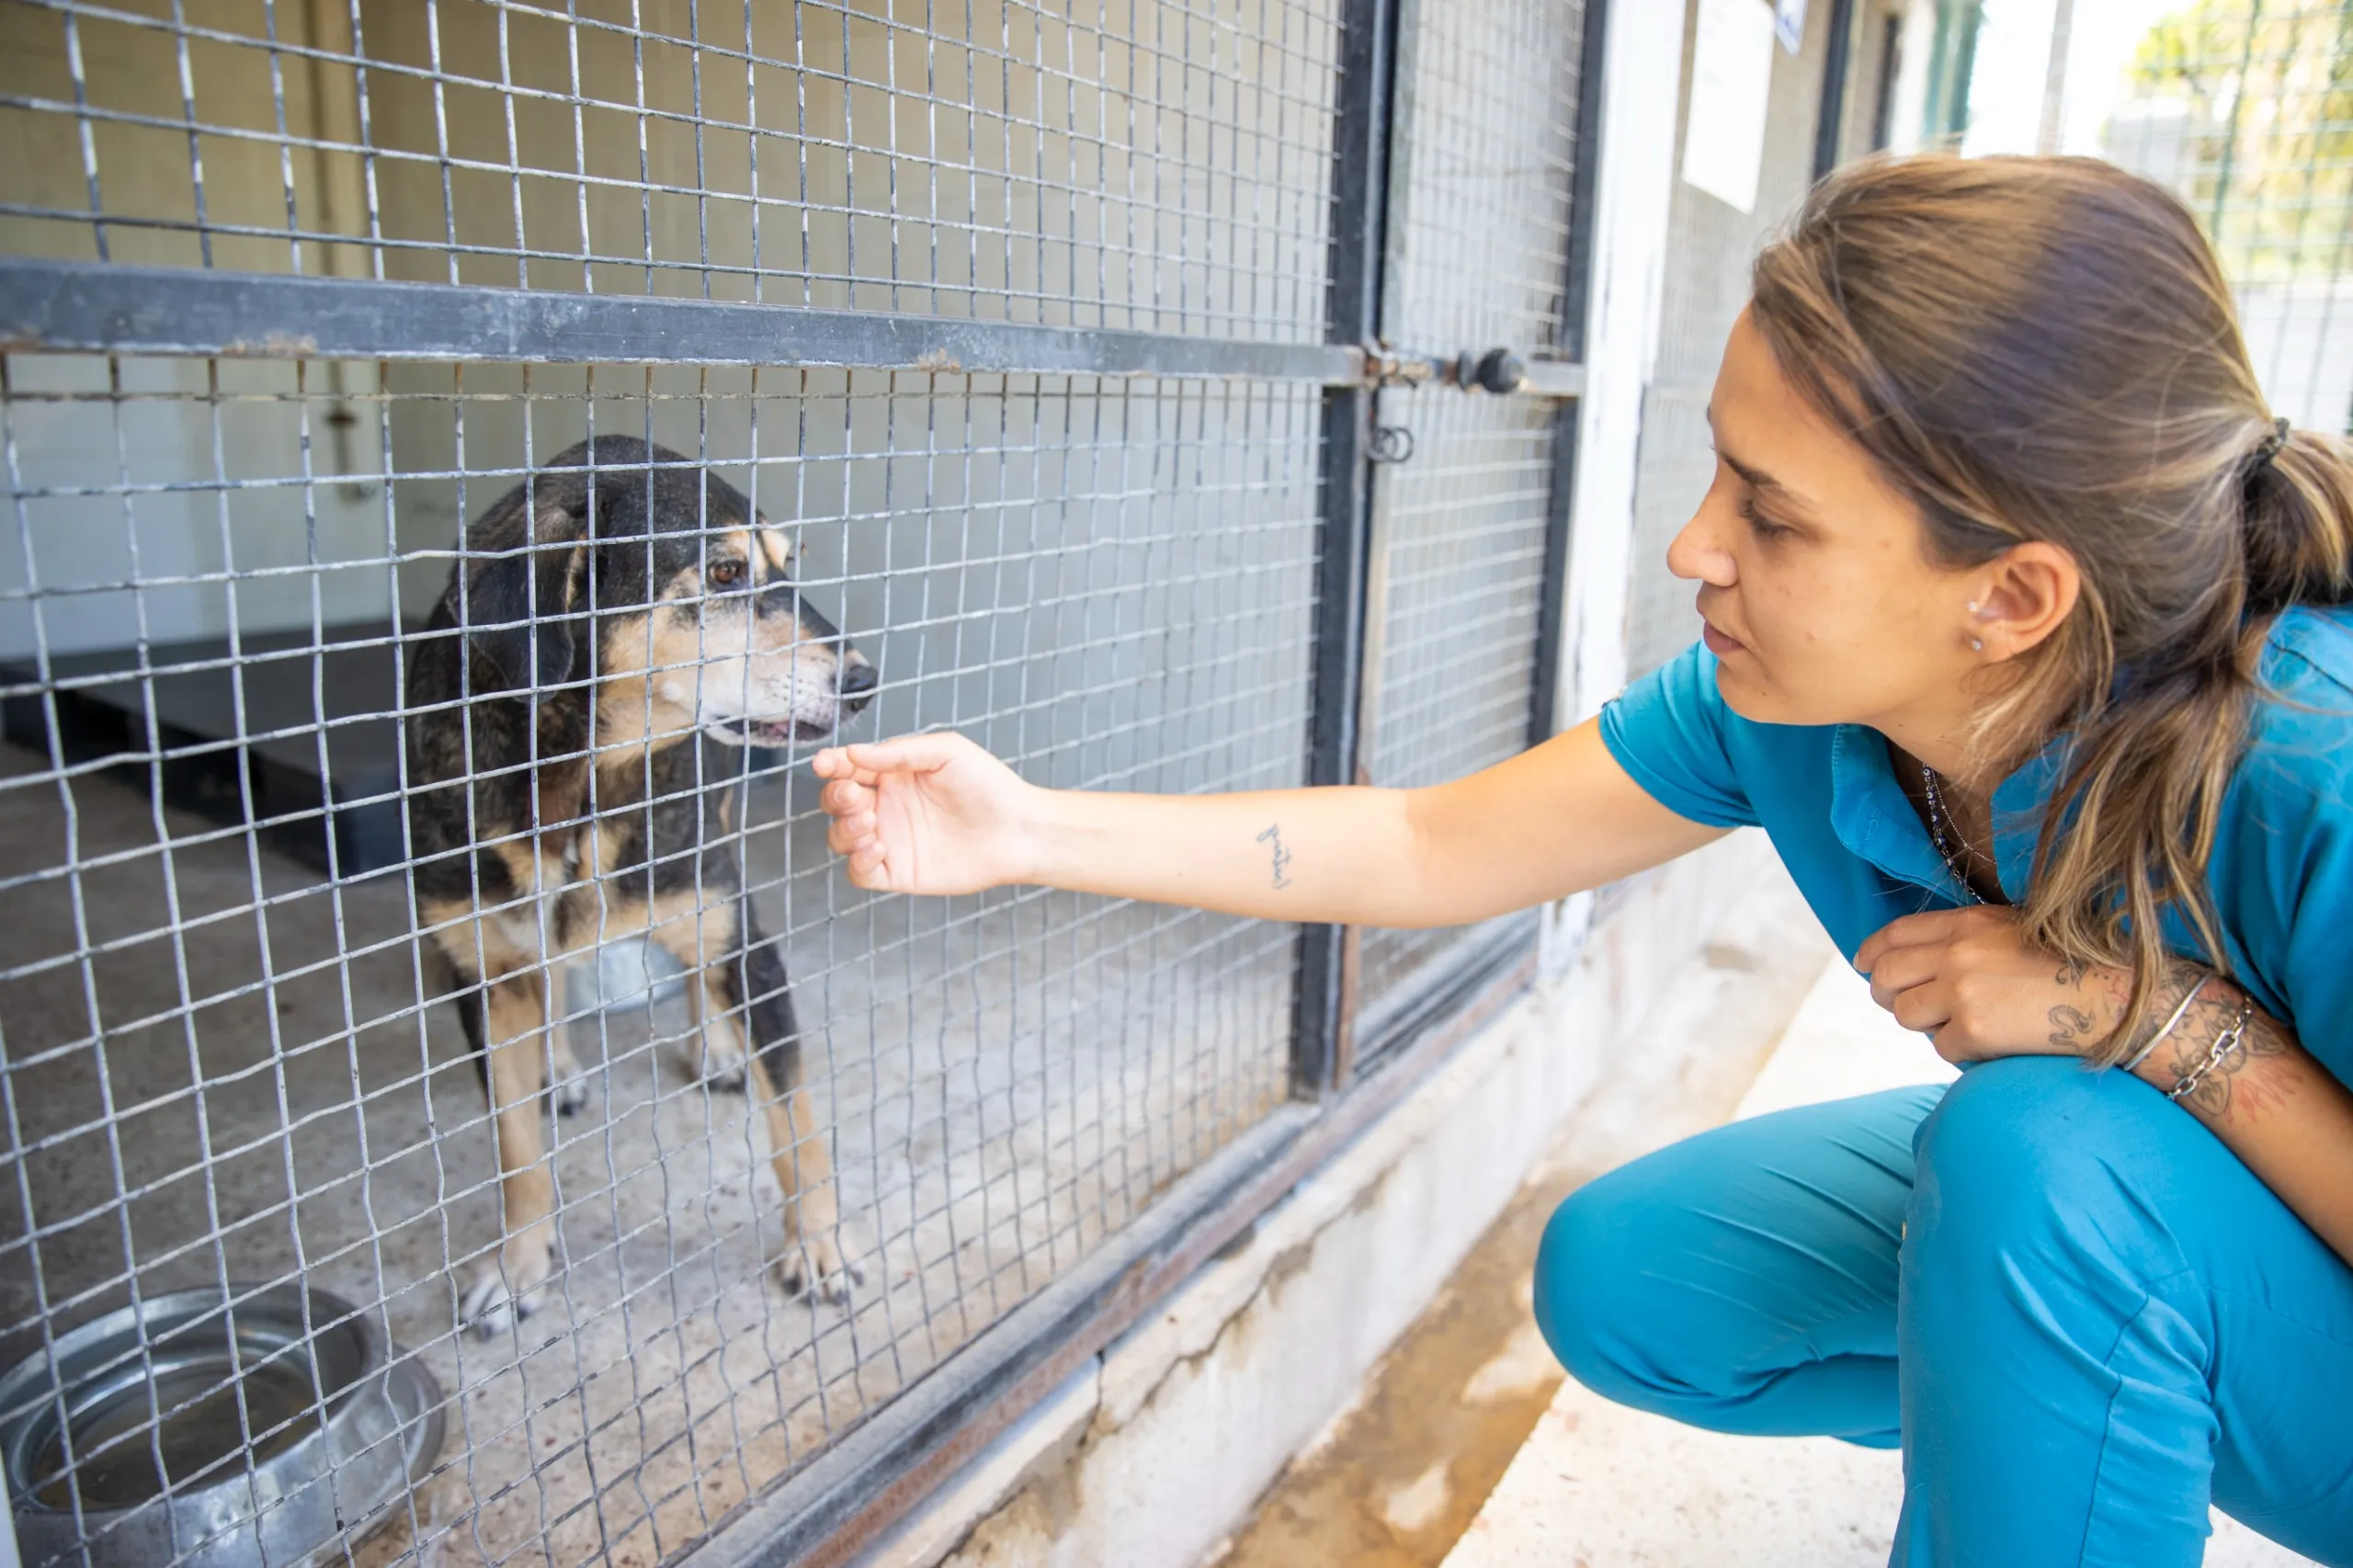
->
<box><xmin>2099</xmin><ymin>0</ymin><xmax>2353</xmax><ymax>437</ymax></box>
<box><xmin>0</xmin><ymin>1</ymin><xmax>1598</xmax><ymax>1563</ymax></box>
<box><xmin>1350</xmin><ymin>0</ymin><xmax>1584</xmax><ymax>1031</ymax></box>
<box><xmin>1353</xmin><ymin>392</ymin><xmax>1552</xmax><ymax>1032</ymax></box>
<box><xmin>0</xmin><ymin>0</ymin><xmax>1343</xmax><ymax>335</ymax></box>
<box><xmin>0</xmin><ymin>360</ymin><xmax>1313</xmax><ymax>1565</ymax></box>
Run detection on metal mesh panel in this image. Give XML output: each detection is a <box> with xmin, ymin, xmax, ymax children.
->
<box><xmin>0</xmin><ymin>0</ymin><xmax>1341</xmax><ymax>337</ymax></box>
<box><xmin>2100</xmin><ymin>1</ymin><xmax>2353</xmax><ymax>436</ymax></box>
<box><xmin>1348</xmin><ymin>0</ymin><xmax>1583</xmax><ymax>1030</ymax></box>
<box><xmin>0</xmin><ymin>356</ymin><xmax>1313</xmax><ymax>1565</ymax></box>
<box><xmin>0</xmin><ymin>0</ymin><xmax>1605</xmax><ymax>1554</ymax></box>
<box><xmin>1622</xmin><ymin>0</ymin><xmax>1836</xmax><ymax>683</ymax></box>
<box><xmin>1353</xmin><ymin>392</ymin><xmax>1552</xmax><ymax>1029</ymax></box>
<box><xmin>1380</xmin><ymin>0</ymin><xmax>1586</xmax><ymax>352</ymax></box>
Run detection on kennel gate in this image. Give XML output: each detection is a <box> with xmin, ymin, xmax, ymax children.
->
<box><xmin>0</xmin><ymin>0</ymin><xmax>1606</xmax><ymax>1562</ymax></box>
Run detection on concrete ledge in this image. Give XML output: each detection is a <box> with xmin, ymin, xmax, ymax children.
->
<box><xmin>847</xmin><ymin>831</ymin><xmax>1821</xmax><ymax>1568</ymax></box>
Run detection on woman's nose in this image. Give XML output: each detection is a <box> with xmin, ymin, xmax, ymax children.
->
<box><xmin>1665</xmin><ymin>512</ymin><xmax>1738</xmax><ymax>587</ymax></box>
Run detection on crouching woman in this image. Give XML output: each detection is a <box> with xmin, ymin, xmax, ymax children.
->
<box><xmin>818</xmin><ymin>153</ymin><xmax>2353</xmax><ymax>1566</ymax></box>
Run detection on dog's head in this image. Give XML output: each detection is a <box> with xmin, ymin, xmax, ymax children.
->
<box><xmin>457</xmin><ymin>436</ymin><xmax>877</xmax><ymax>747</ymax></box>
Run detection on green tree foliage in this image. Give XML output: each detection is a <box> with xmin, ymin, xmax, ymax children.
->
<box><xmin>2123</xmin><ymin>0</ymin><xmax>2352</xmax><ymax>280</ymax></box>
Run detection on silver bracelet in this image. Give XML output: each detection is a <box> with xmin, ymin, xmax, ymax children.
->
<box><xmin>2120</xmin><ymin>973</ymin><xmax>2211</xmax><ymax>1074</ymax></box>
<box><xmin>2165</xmin><ymin>995</ymin><xmax>2256</xmax><ymax>1104</ymax></box>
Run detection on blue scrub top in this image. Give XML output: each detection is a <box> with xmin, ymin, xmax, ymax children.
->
<box><xmin>1599</xmin><ymin>605</ymin><xmax>2353</xmax><ymax>1089</ymax></box>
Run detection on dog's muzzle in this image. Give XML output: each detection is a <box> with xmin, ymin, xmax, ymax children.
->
<box><xmin>710</xmin><ymin>653</ymin><xmax>878</xmax><ymax>747</ymax></box>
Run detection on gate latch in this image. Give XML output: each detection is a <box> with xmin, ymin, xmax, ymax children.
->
<box><xmin>1450</xmin><ymin>347</ymin><xmax>1527</xmax><ymax>394</ymax></box>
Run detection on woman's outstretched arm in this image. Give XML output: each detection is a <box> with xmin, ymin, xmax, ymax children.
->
<box><xmin>813</xmin><ymin>716</ymin><xmax>1727</xmax><ymax>928</ymax></box>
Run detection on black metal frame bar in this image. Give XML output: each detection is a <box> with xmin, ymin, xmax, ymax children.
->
<box><xmin>0</xmin><ymin>259</ymin><xmax>1369</xmax><ymax>382</ymax></box>
<box><xmin>1291</xmin><ymin>0</ymin><xmax>1404</xmax><ymax>1100</ymax></box>
<box><xmin>0</xmin><ymin>262</ymin><xmax>1595</xmax><ymax>393</ymax></box>
<box><xmin>1814</xmin><ymin>0</ymin><xmax>1863</xmax><ymax>180</ymax></box>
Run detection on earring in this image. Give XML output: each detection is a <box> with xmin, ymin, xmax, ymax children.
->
<box><xmin>1966</xmin><ymin>600</ymin><xmax>1980</xmax><ymax>614</ymax></box>
<box><xmin>1971</xmin><ymin>638</ymin><xmax>1984</xmax><ymax>652</ymax></box>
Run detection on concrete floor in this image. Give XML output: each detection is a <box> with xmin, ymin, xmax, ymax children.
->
<box><xmin>0</xmin><ymin>744</ymin><xmax>1291</xmax><ymax>1566</ymax></box>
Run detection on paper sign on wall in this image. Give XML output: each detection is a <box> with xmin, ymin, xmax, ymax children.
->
<box><xmin>1684</xmin><ymin>0</ymin><xmax>1776</xmax><ymax>214</ymax></box>
<box><xmin>1775</xmin><ymin>0</ymin><xmax>1808</xmax><ymax>54</ymax></box>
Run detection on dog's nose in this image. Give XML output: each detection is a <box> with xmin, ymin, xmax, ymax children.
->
<box><xmin>837</xmin><ymin>659</ymin><xmax>879</xmax><ymax>712</ymax></box>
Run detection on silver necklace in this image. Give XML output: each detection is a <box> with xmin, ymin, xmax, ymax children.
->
<box><xmin>1921</xmin><ymin>765</ymin><xmax>1986</xmax><ymax>906</ymax></box>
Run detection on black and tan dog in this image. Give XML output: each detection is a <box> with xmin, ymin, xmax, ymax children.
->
<box><xmin>404</xmin><ymin>436</ymin><xmax>874</xmax><ymax>1334</ymax></box>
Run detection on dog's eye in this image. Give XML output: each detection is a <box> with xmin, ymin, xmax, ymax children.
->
<box><xmin>708</xmin><ymin>560</ymin><xmax>746</xmax><ymax>588</ymax></box>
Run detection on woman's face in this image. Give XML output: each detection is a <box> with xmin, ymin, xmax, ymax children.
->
<box><xmin>1670</xmin><ymin>309</ymin><xmax>1988</xmax><ymax>734</ymax></box>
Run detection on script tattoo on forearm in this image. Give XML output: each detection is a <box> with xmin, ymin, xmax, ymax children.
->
<box><xmin>1256</xmin><ymin>824</ymin><xmax>1293</xmax><ymax>891</ymax></box>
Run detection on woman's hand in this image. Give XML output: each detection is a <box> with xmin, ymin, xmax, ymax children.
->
<box><xmin>813</xmin><ymin>733</ymin><xmax>1041</xmax><ymax>895</ymax></box>
<box><xmin>1855</xmin><ymin>906</ymin><xmax>2129</xmax><ymax>1064</ymax></box>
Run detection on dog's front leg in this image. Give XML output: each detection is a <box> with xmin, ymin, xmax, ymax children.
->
<box><xmin>678</xmin><ymin>957</ymin><xmax>749</xmax><ymax>1093</ymax></box>
<box><xmin>546</xmin><ymin>957</ymin><xmax>594</xmax><ymax>1116</ymax></box>
<box><xmin>464</xmin><ymin>969</ymin><xmax>563</xmax><ymax>1335</ymax></box>
<box><xmin>670</xmin><ymin>903</ymin><xmax>859</xmax><ymax>1304</ymax></box>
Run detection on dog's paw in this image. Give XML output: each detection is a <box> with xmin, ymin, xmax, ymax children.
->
<box><xmin>549</xmin><ymin>1070</ymin><xmax>592</xmax><ymax>1118</ymax></box>
<box><xmin>775</xmin><ymin>1230</ymin><xmax>863</xmax><ymax>1307</ymax></box>
<box><xmin>690</xmin><ymin>1032</ymin><xmax>747</xmax><ymax>1095</ymax></box>
<box><xmin>462</xmin><ymin>1240</ymin><xmax>555</xmax><ymax>1338</ymax></box>
<box><xmin>550</xmin><ymin>1029</ymin><xmax>592</xmax><ymax>1116</ymax></box>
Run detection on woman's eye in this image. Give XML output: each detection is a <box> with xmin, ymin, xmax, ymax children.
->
<box><xmin>709</xmin><ymin>559</ymin><xmax>745</xmax><ymax>586</ymax></box>
<box><xmin>1739</xmin><ymin>498</ymin><xmax>1790</xmax><ymax>540</ymax></box>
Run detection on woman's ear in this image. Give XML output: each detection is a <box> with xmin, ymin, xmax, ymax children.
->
<box><xmin>1972</xmin><ymin>541</ymin><xmax>2080</xmax><ymax>661</ymax></box>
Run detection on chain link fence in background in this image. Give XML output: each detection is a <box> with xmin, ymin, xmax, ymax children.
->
<box><xmin>1622</xmin><ymin>0</ymin><xmax>2353</xmax><ymax>689</ymax></box>
<box><xmin>2100</xmin><ymin>0</ymin><xmax>2353</xmax><ymax>437</ymax></box>
<box><xmin>0</xmin><ymin>2</ymin><xmax>1598</xmax><ymax>1564</ymax></box>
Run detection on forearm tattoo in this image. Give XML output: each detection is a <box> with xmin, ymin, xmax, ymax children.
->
<box><xmin>2153</xmin><ymin>983</ymin><xmax>2292</xmax><ymax>1120</ymax></box>
<box><xmin>1256</xmin><ymin>824</ymin><xmax>1293</xmax><ymax>891</ymax></box>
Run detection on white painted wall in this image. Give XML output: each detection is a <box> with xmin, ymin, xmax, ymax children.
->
<box><xmin>1542</xmin><ymin>0</ymin><xmax>1692</xmax><ymax>979</ymax></box>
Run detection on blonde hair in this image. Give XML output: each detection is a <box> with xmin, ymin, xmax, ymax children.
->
<box><xmin>1750</xmin><ymin>153</ymin><xmax>2353</xmax><ymax>1062</ymax></box>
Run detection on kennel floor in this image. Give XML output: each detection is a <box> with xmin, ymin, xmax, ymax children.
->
<box><xmin>0</xmin><ymin>744</ymin><xmax>1293</xmax><ymax>1567</ymax></box>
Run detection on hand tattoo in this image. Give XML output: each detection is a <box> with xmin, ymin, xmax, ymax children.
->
<box><xmin>2047</xmin><ymin>1003</ymin><xmax>2096</xmax><ymax>1053</ymax></box>
<box><xmin>1256</xmin><ymin>824</ymin><xmax>1292</xmax><ymax>891</ymax></box>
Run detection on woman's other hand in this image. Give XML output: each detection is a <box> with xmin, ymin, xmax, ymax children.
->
<box><xmin>1855</xmin><ymin>906</ymin><xmax>2129</xmax><ymax>1065</ymax></box>
<box><xmin>813</xmin><ymin>733</ymin><xmax>1039</xmax><ymax>896</ymax></box>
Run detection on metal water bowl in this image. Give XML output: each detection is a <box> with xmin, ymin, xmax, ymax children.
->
<box><xmin>1</xmin><ymin>1284</ymin><xmax>442</xmax><ymax>1568</ymax></box>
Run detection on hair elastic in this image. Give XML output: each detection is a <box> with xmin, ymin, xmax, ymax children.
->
<box><xmin>2247</xmin><ymin>415</ymin><xmax>2291</xmax><ymax>477</ymax></box>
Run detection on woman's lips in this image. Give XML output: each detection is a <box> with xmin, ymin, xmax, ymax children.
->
<box><xmin>1700</xmin><ymin>619</ymin><xmax>1746</xmax><ymax>657</ymax></box>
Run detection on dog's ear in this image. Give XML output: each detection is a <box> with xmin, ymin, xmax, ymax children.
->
<box><xmin>459</xmin><ymin>499</ymin><xmax>588</xmax><ymax>694</ymax></box>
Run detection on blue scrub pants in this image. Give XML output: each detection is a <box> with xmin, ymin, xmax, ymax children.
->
<box><xmin>1533</xmin><ymin>1057</ymin><xmax>2353</xmax><ymax>1566</ymax></box>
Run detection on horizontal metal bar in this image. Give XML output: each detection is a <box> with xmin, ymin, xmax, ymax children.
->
<box><xmin>1518</xmin><ymin>358</ymin><xmax>1587</xmax><ymax>399</ymax></box>
<box><xmin>0</xmin><ymin>262</ymin><xmax>1589</xmax><ymax>398</ymax></box>
<box><xmin>0</xmin><ymin>259</ymin><xmax>1368</xmax><ymax>382</ymax></box>
<box><xmin>688</xmin><ymin>936</ymin><xmax>1538</xmax><ymax>1568</ymax></box>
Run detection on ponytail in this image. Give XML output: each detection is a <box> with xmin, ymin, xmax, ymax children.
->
<box><xmin>2244</xmin><ymin>426</ymin><xmax>2353</xmax><ymax>618</ymax></box>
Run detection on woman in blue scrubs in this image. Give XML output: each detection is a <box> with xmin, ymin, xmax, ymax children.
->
<box><xmin>815</xmin><ymin>153</ymin><xmax>2353</xmax><ymax>1565</ymax></box>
